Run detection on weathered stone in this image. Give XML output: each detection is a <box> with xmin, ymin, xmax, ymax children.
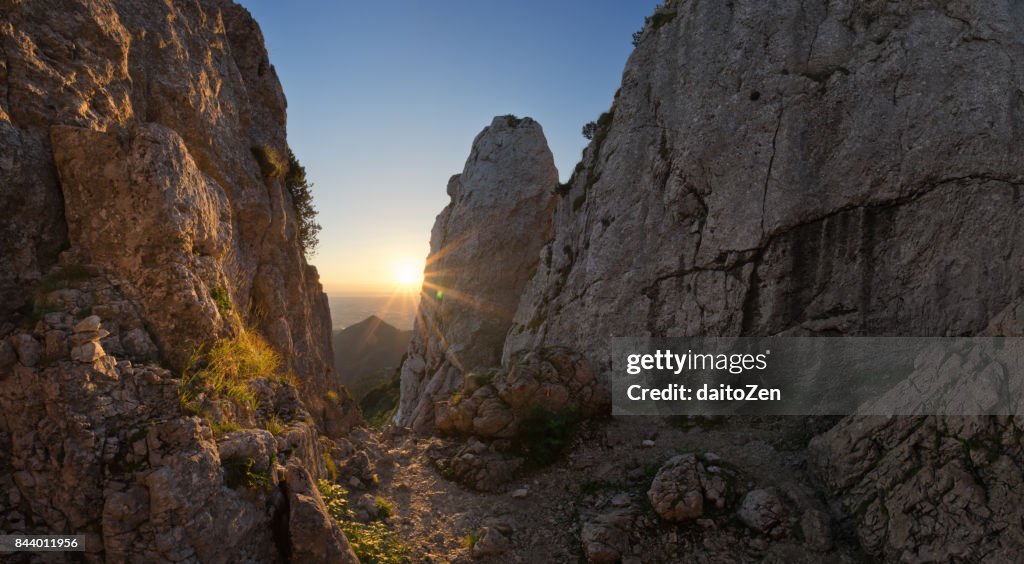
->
<box><xmin>217</xmin><ymin>429</ymin><xmax>277</xmax><ymax>474</ymax></box>
<box><xmin>800</xmin><ymin>508</ymin><xmax>832</xmax><ymax>552</ymax></box>
<box><xmin>2</xmin><ymin>0</ymin><xmax>340</xmax><ymax>415</ymax></box>
<box><xmin>396</xmin><ymin>115</ymin><xmax>557</xmax><ymax>431</ymax></box>
<box><xmin>70</xmin><ymin>341</ymin><xmax>104</xmax><ymax>364</ymax></box>
<box><xmin>10</xmin><ymin>334</ymin><xmax>39</xmax><ymax>367</ymax></box>
<box><xmin>284</xmin><ymin>460</ymin><xmax>358</xmax><ymax>563</ymax></box>
<box><xmin>581</xmin><ymin>506</ymin><xmax>637</xmax><ymax>563</ymax></box>
<box><xmin>73</xmin><ymin>315</ymin><xmax>102</xmax><ymax>334</ymax></box>
<box><xmin>0</xmin><ymin>3</ymin><xmax>357</xmax><ymax>562</ymax></box>
<box><xmin>648</xmin><ymin>454</ymin><xmax>734</xmax><ymax>522</ymax></box>
<box><xmin>737</xmin><ymin>489</ymin><xmax>788</xmax><ymax>537</ymax></box>
<box><xmin>121</xmin><ymin>328</ymin><xmax>158</xmax><ymax>360</ymax></box>
<box><xmin>471</xmin><ymin>525</ymin><xmax>511</xmax><ymax>558</ymax></box>
<box><xmin>443</xmin><ymin>439</ymin><xmax>524</xmax><ymax>492</ymax></box>
<box><xmin>809</xmin><ymin>415</ymin><xmax>1024</xmax><ymax>560</ymax></box>
<box><xmin>0</xmin><ymin>338</ymin><xmax>17</xmax><ymax>369</ymax></box>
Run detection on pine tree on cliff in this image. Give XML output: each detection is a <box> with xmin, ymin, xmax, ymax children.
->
<box><xmin>285</xmin><ymin>149</ymin><xmax>321</xmax><ymax>258</ymax></box>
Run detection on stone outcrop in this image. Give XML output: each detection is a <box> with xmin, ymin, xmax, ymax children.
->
<box><xmin>809</xmin><ymin>415</ymin><xmax>1024</xmax><ymax>560</ymax></box>
<box><xmin>505</xmin><ymin>0</ymin><xmax>1024</xmax><ymax>364</ymax></box>
<box><xmin>0</xmin><ymin>269</ymin><xmax>371</xmax><ymax>561</ymax></box>
<box><xmin>0</xmin><ymin>0</ymin><xmax>360</xmax><ymax>560</ymax></box>
<box><xmin>284</xmin><ymin>460</ymin><xmax>359</xmax><ymax>563</ymax></box>
<box><xmin>395</xmin><ymin>115</ymin><xmax>558</xmax><ymax>431</ymax></box>
<box><xmin>0</xmin><ymin>0</ymin><xmax>337</xmax><ymax>407</ymax></box>
<box><xmin>397</xmin><ymin>0</ymin><xmax>1024</xmax><ymax>559</ymax></box>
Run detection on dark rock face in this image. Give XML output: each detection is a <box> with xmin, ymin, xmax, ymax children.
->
<box><xmin>501</xmin><ymin>2</ymin><xmax>1024</xmax><ymax>559</ymax></box>
<box><xmin>506</xmin><ymin>0</ymin><xmax>1024</xmax><ymax>364</ymax></box>
<box><xmin>398</xmin><ymin>0</ymin><xmax>1024</xmax><ymax>559</ymax></box>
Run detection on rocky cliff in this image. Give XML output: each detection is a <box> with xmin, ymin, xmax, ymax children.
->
<box><xmin>0</xmin><ymin>0</ymin><xmax>340</xmax><ymax>405</ymax></box>
<box><xmin>399</xmin><ymin>0</ymin><xmax>1024</xmax><ymax>560</ymax></box>
<box><xmin>0</xmin><ymin>1</ymin><xmax>363</xmax><ymax>561</ymax></box>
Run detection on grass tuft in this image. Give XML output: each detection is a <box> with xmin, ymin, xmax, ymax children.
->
<box><xmin>252</xmin><ymin>145</ymin><xmax>284</xmax><ymax>178</ymax></box>
<box><xmin>324</xmin><ymin>451</ymin><xmax>338</xmax><ymax>481</ymax></box>
<box><xmin>516</xmin><ymin>405</ymin><xmax>579</xmax><ymax>467</ymax></box>
<box><xmin>178</xmin><ymin>327</ymin><xmax>287</xmax><ymax>429</ymax></box>
<box><xmin>463</xmin><ymin>533</ymin><xmax>478</xmax><ymax>550</ymax></box>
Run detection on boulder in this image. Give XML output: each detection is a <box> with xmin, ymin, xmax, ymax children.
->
<box><xmin>648</xmin><ymin>454</ymin><xmax>734</xmax><ymax>522</ymax></box>
<box><xmin>284</xmin><ymin>460</ymin><xmax>358</xmax><ymax>563</ymax></box>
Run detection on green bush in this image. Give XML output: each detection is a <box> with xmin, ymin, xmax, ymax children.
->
<box><xmin>516</xmin><ymin>405</ymin><xmax>579</xmax><ymax>466</ymax></box>
<box><xmin>462</xmin><ymin>533</ymin><xmax>478</xmax><ymax>550</ymax></box>
<box><xmin>360</xmin><ymin>372</ymin><xmax>401</xmax><ymax>428</ymax></box>
<box><xmin>318</xmin><ymin>480</ymin><xmax>409</xmax><ymax>563</ymax></box>
<box><xmin>633</xmin><ymin>9</ymin><xmax>677</xmax><ymax>46</ymax></box>
<box><xmin>210</xmin><ymin>286</ymin><xmax>232</xmax><ymax>316</ymax></box>
<box><xmin>222</xmin><ymin>456</ymin><xmax>271</xmax><ymax>491</ymax></box>
<box><xmin>374</xmin><ymin>496</ymin><xmax>394</xmax><ymax>518</ymax></box>
<box><xmin>284</xmin><ymin>149</ymin><xmax>322</xmax><ymax>258</ymax></box>
<box><xmin>581</xmin><ymin>121</ymin><xmax>597</xmax><ymax>140</ymax></box>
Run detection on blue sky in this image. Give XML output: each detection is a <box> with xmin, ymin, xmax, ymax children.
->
<box><xmin>238</xmin><ymin>1</ymin><xmax>661</xmax><ymax>294</ymax></box>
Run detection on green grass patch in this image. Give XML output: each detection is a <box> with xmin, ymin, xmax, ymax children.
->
<box><xmin>463</xmin><ymin>533</ymin><xmax>478</xmax><ymax>550</ymax></box>
<box><xmin>360</xmin><ymin>372</ymin><xmax>401</xmax><ymax>428</ymax></box>
<box><xmin>178</xmin><ymin>328</ymin><xmax>285</xmax><ymax>428</ymax></box>
<box><xmin>263</xmin><ymin>414</ymin><xmax>286</xmax><ymax>436</ymax></box>
<box><xmin>324</xmin><ymin>451</ymin><xmax>338</xmax><ymax>482</ymax></box>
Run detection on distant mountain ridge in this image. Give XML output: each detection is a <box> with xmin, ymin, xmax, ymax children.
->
<box><xmin>333</xmin><ymin>315</ymin><xmax>411</xmax><ymax>400</ymax></box>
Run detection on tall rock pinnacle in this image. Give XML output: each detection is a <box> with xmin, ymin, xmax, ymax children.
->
<box><xmin>395</xmin><ymin>115</ymin><xmax>557</xmax><ymax>431</ymax></box>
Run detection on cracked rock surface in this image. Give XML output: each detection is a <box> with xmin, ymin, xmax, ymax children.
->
<box><xmin>396</xmin><ymin>115</ymin><xmax>558</xmax><ymax>431</ymax></box>
<box><xmin>397</xmin><ymin>0</ymin><xmax>1024</xmax><ymax>560</ymax></box>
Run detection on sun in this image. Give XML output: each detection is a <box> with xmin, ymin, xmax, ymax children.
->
<box><xmin>393</xmin><ymin>261</ymin><xmax>423</xmax><ymax>290</ymax></box>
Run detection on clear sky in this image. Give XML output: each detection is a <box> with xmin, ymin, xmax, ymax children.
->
<box><xmin>238</xmin><ymin>1</ymin><xmax>661</xmax><ymax>295</ymax></box>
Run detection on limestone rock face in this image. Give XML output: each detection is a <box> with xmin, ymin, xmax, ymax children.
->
<box><xmin>0</xmin><ymin>0</ymin><xmax>357</xmax><ymax>560</ymax></box>
<box><xmin>498</xmin><ymin>1</ymin><xmax>1024</xmax><ymax>559</ymax></box>
<box><xmin>505</xmin><ymin>0</ymin><xmax>1024</xmax><ymax>365</ymax></box>
<box><xmin>397</xmin><ymin>0</ymin><xmax>1024</xmax><ymax>559</ymax></box>
<box><xmin>395</xmin><ymin>115</ymin><xmax>557</xmax><ymax>430</ymax></box>
<box><xmin>0</xmin><ymin>275</ymin><xmax>339</xmax><ymax>562</ymax></box>
<box><xmin>809</xmin><ymin>415</ymin><xmax>1024</xmax><ymax>560</ymax></box>
<box><xmin>0</xmin><ymin>0</ymin><xmax>337</xmax><ymax>406</ymax></box>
